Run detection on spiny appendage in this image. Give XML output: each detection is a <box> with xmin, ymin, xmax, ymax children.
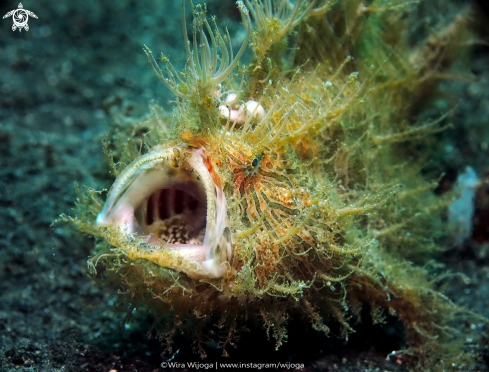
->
<box><xmin>222</xmin><ymin>140</ymin><xmax>360</xmax><ymax>286</ymax></box>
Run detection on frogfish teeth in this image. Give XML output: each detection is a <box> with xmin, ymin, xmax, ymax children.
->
<box><xmin>95</xmin><ymin>145</ymin><xmax>232</xmax><ymax>279</ymax></box>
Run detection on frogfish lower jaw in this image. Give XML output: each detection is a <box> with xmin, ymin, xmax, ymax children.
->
<box><xmin>95</xmin><ymin>146</ymin><xmax>231</xmax><ymax>279</ymax></box>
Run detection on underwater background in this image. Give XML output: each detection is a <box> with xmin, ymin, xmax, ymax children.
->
<box><xmin>0</xmin><ymin>0</ymin><xmax>488</xmax><ymax>371</ymax></box>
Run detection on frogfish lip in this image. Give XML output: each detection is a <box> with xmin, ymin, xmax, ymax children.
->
<box><xmin>95</xmin><ymin>145</ymin><xmax>231</xmax><ymax>279</ymax></box>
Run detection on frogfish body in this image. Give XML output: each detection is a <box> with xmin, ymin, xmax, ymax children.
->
<box><xmin>62</xmin><ymin>0</ymin><xmax>482</xmax><ymax>367</ymax></box>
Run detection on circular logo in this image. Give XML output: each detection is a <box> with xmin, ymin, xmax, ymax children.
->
<box><xmin>12</xmin><ymin>9</ymin><xmax>29</xmax><ymax>29</ymax></box>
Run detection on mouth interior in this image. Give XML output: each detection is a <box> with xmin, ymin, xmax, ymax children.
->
<box><xmin>96</xmin><ymin>147</ymin><xmax>231</xmax><ymax>278</ymax></box>
<box><xmin>135</xmin><ymin>183</ymin><xmax>207</xmax><ymax>246</ymax></box>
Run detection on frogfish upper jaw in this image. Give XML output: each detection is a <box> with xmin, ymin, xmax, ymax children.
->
<box><xmin>95</xmin><ymin>146</ymin><xmax>232</xmax><ymax>279</ymax></box>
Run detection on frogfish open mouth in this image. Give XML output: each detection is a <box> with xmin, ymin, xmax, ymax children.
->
<box><xmin>59</xmin><ymin>0</ymin><xmax>485</xmax><ymax>368</ymax></box>
<box><xmin>95</xmin><ymin>145</ymin><xmax>231</xmax><ymax>279</ymax></box>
